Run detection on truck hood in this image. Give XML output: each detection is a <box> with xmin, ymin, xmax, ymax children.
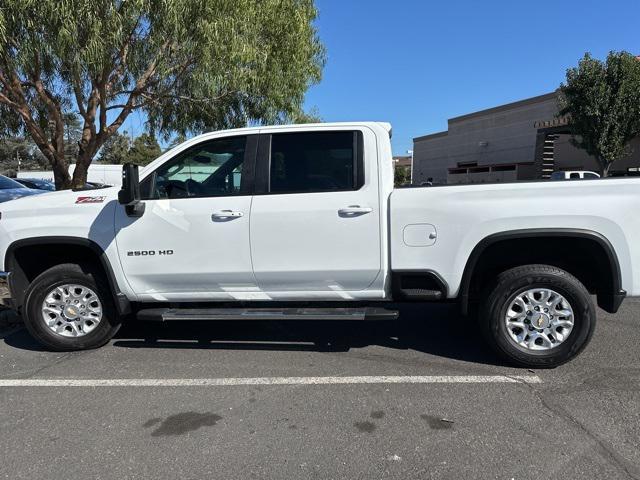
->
<box><xmin>0</xmin><ymin>186</ymin><xmax>121</xmax><ymax>265</ymax></box>
<box><xmin>0</xmin><ymin>186</ymin><xmax>119</xmax><ymax>213</ymax></box>
<box><xmin>0</xmin><ymin>188</ymin><xmax>45</xmax><ymax>203</ymax></box>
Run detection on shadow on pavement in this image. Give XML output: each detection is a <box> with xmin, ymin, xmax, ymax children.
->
<box><xmin>3</xmin><ymin>303</ymin><xmax>506</xmax><ymax>366</ymax></box>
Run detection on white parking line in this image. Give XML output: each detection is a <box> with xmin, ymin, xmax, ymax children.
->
<box><xmin>0</xmin><ymin>375</ymin><xmax>541</xmax><ymax>387</ymax></box>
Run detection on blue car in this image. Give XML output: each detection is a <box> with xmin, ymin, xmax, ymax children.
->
<box><xmin>0</xmin><ymin>175</ymin><xmax>45</xmax><ymax>203</ymax></box>
<box><xmin>12</xmin><ymin>177</ymin><xmax>56</xmax><ymax>191</ymax></box>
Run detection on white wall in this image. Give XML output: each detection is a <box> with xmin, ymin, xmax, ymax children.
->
<box><xmin>17</xmin><ymin>164</ymin><xmax>122</xmax><ymax>186</ymax></box>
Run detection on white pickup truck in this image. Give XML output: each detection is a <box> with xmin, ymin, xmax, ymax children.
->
<box><xmin>0</xmin><ymin>122</ymin><xmax>635</xmax><ymax>367</ymax></box>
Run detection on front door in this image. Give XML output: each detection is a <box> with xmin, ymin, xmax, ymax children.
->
<box><xmin>249</xmin><ymin>129</ymin><xmax>381</xmax><ymax>294</ymax></box>
<box><xmin>115</xmin><ymin>134</ymin><xmax>258</xmax><ymax>300</ymax></box>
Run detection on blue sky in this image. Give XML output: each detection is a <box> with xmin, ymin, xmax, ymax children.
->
<box><xmin>123</xmin><ymin>0</ymin><xmax>639</xmax><ymax>155</ymax></box>
<box><xmin>304</xmin><ymin>0</ymin><xmax>640</xmax><ymax>155</ymax></box>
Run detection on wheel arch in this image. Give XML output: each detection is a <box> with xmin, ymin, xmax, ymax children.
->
<box><xmin>4</xmin><ymin>236</ymin><xmax>131</xmax><ymax>315</ymax></box>
<box><xmin>459</xmin><ymin>228</ymin><xmax>625</xmax><ymax>315</ymax></box>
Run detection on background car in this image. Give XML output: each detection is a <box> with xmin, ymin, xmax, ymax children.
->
<box><xmin>550</xmin><ymin>170</ymin><xmax>600</xmax><ymax>180</ymax></box>
<box><xmin>11</xmin><ymin>177</ymin><xmax>55</xmax><ymax>191</ymax></box>
<box><xmin>0</xmin><ymin>175</ymin><xmax>45</xmax><ymax>203</ymax></box>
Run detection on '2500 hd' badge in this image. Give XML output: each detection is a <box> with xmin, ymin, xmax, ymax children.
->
<box><xmin>127</xmin><ymin>250</ymin><xmax>174</xmax><ymax>256</ymax></box>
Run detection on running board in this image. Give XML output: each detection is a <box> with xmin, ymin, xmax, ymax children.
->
<box><xmin>136</xmin><ymin>307</ymin><xmax>399</xmax><ymax>322</ymax></box>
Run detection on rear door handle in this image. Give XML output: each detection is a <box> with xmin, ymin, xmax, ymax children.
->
<box><xmin>338</xmin><ymin>205</ymin><xmax>373</xmax><ymax>216</ymax></box>
<box><xmin>212</xmin><ymin>210</ymin><xmax>244</xmax><ymax>220</ymax></box>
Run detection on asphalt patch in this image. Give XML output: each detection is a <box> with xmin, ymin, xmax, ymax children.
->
<box><xmin>420</xmin><ymin>414</ymin><xmax>454</xmax><ymax>430</ymax></box>
<box><xmin>144</xmin><ymin>412</ymin><xmax>222</xmax><ymax>436</ymax></box>
<box><xmin>354</xmin><ymin>421</ymin><xmax>377</xmax><ymax>433</ymax></box>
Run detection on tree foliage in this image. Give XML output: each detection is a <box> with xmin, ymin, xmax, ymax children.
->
<box><xmin>394</xmin><ymin>165</ymin><xmax>411</xmax><ymax>187</ymax></box>
<box><xmin>96</xmin><ymin>131</ymin><xmax>160</xmax><ymax>165</ymax></box>
<box><xmin>96</xmin><ymin>130</ymin><xmax>130</xmax><ymax>164</ymax></box>
<box><xmin>0</xmin><ymin>0</ymin><xmax>325</xmax><ymax>188</ymax></box>
<box><xmin>127</xmin><ymin>133</ymin><xmax>160</xmax><ymax>166</ymax></box>
<box><xmin>0</xmin><ymin>136</ymin><xmax>48</xmax><ymax>175</ymax></box>
<box><xmin>559</xmin><ymin>51</ymin><xmax>640</xmax><ymax>176</ymax></box>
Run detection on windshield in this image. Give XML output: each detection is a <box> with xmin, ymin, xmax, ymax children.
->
<box><xmin>0</xmin><ymin>175</ymin><xmax>27</xmax><ymax>189</ymax></box>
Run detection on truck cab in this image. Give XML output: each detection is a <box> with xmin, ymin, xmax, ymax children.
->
<box><xmin>116</xmin><ymin>122</ymin><xmax>393</xmax><ymax>301</ymax></box>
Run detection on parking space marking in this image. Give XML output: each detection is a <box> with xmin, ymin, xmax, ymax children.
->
<box><xmin>0</xmin><ymin>375</ymin><xmax>541</xmax><ymax>387</ymax></box>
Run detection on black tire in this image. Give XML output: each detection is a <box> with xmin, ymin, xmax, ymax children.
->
<box><xmin>22</xmin><ymin>263</ymin><xmax>122</xmax><ymax>351</ymax></box>
<box><xmin>481</xmin><ymin>264</ymin><xmax>596</xmax><ymax>368</ymax></box>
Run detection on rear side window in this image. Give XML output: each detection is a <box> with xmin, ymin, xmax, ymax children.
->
<box><xmin>269</xmin><ymin>131</ymin><xmax>362</xmax><ymax>194</ymax></box>
<box><xmin>569</xmin><ymin>172</ymin><xmax>581</xmax><ymax>179</ymax></box>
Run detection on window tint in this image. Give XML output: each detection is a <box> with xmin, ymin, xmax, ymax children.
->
<box><xmin>569</xmin><ymin>172</ymin><xmax>581</xmax><ymax>179</ymax></box>
<box><xmin>141</xmin><ymin>136</ymin><xmax>247</xmax><ymax>199</ymax></box>
<box><xmin>584</xmin><ymin>172</ymin><xmax>599</xmax><ymax>179</ymax></box>
<box><xmin>269</xmin><ymin>131</ymin><xmax>359</xmax><ymax>194</ymax></box>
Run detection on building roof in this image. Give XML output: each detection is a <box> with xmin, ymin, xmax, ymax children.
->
<box><xmin>414</xmin><ymin>91</ymin><xmax>558</xmax><ymax>142</ymax></box>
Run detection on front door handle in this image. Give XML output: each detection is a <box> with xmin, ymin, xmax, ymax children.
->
<box><xmin>212</xmin><ymin>210</ymin><xmax>244</xmax><ymax>220</ymax></box>
<box><xmin>338</xmin><ymin>205</ymin><xmax>373</xmax><ymax>216</ymax></box>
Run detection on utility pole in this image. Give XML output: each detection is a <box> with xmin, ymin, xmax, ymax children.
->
<box><xmin>15</xmin><ymin>149</ymin><xmax>20</xmax><ymax>174</ymax></box>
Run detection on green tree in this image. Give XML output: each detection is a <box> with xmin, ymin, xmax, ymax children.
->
<box><xmin>559</xmin><ymin>52</ymin><xmax>640</xmax><ymax>176</ymax></box>
<box><xmin>127</xmin><ymin>133</ymin><xmax>161</xmax><ymax>166</ymax></box>
<box><xmin>288</xmin><ymin>107</ymin><xmax>322</xmax><ymax>124</ymax></box>
<box><xmin>165</xmin><ymin>133</ymin><xmax>187</xmax><ymax>152</ymax></box>
<box><xmin>0</xmin><ymin>0</ymin><xmax>325</xmax><ymax>189</ymax></box>
<box><xmin>0</xmin><ymin>137</ymin><xmax>48</xmax><ymax>175</ymax></box>
<box><xmin>394</xmin><ymin>165</ymin><xmax>411</xmax><ymax>187</ymax></box>
<box><xmin>97</xmin><ymin>131</ymin><xmax>130</xmax><ymax>164</ymax></box>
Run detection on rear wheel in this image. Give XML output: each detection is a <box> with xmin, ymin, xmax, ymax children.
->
<box><xmin>23</xmin><ymin>263</ymin><xmax>122</xmax><ymax>351</ymax></box>
<box><xmin>481</xmin><ymin>264</ymin><xmax>595</xmax><ymax>368</ymax></box>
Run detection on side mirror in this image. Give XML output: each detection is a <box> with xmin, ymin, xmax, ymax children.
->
<box><xmin>118</xmin><ymin>163</ymin><xmax>145</xmax><ymax>217</ymax></box>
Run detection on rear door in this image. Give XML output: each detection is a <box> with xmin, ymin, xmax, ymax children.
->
<box><xmin>249</xmin><ymin>127</ymin><xmax>381</xmax><ymax>294</ymax></box>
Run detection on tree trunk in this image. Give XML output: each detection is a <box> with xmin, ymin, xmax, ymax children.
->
<box><xmin>71</xmin><ymin>158</ymin><xmax>90</xmax><ymax>189</ymax></box>
<box><xmin>49</xmin><ymin>152</ymin><xmax>71</xmax><ymax>190</ymax></box>
<box><xmin>601</xmin><ymin>159</ymin><xmax>610</xmax><ymax>178</ymax></box>
<box><xmin>72</xmin><ymin>137</ymin><xmax>102</xmax><ymax>189</ymax></box>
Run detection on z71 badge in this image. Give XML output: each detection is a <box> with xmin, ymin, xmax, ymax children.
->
<box><xmin>75</xmin><ymin>196</ymin><xmax>106</xmax><ymax>204</ymax></box>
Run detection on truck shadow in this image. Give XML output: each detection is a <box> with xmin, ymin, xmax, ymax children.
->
<box><xmin>110</xmin><ymin>303</ymin><xmax>505</xmax><ymax>366</ymax></box>
<box><xmin>2</xmin><ymin>304</ymin><xmax>505</xmax><ymax>366</ymax></box>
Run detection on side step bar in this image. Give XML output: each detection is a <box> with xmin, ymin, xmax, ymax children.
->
<box><xmin>137</xmin><ymin>307</ymin><xmax>399</xmax><ymax>322</ymax></box>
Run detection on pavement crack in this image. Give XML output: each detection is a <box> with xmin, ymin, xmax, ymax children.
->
<box><xmin>520</xmin><ymin>379</ymin><xmax>640</xmax><ymax>480</ymax></box>
<box><xmin>20</xmin><ymin>350</ymin><xmax>92</xmax><ymax>380</ymax></box>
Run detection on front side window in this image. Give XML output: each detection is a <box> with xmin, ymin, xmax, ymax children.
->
<box><xmin>141</xmin><ymin>136</ymin><xmax>247</xmax><ymax>199</ymax></box>
<box><xmin>269</xmin><ymin>131</ymin><xmax>361</xmax><ymax>194</ymax></box>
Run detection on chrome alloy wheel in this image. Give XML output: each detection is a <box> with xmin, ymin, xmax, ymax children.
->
<box><xmin>41</xmin><ymin>284</ymin><xmax>103</xmax><ymax>337</ymax></box>
<box><xmin>504</xmin><ymin>288</ymin><xmax>574</xmax><ymax>351</ymax></box>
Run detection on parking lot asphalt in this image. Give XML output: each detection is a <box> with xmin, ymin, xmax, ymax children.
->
<box><xmin>1</xmin><ymin>301</ymin><xmax>639</xmax><ymax>480</ymax></box>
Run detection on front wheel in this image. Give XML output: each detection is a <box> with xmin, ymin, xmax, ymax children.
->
<box><xmin>481</xmin><ymin>264</ymin><xmax>596</xmax><ymax>368</ymax></box>
<box><xmin>23</xmin><ymin>263</ymin><xmax>122</xmax><ymax>351</ymax></box>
